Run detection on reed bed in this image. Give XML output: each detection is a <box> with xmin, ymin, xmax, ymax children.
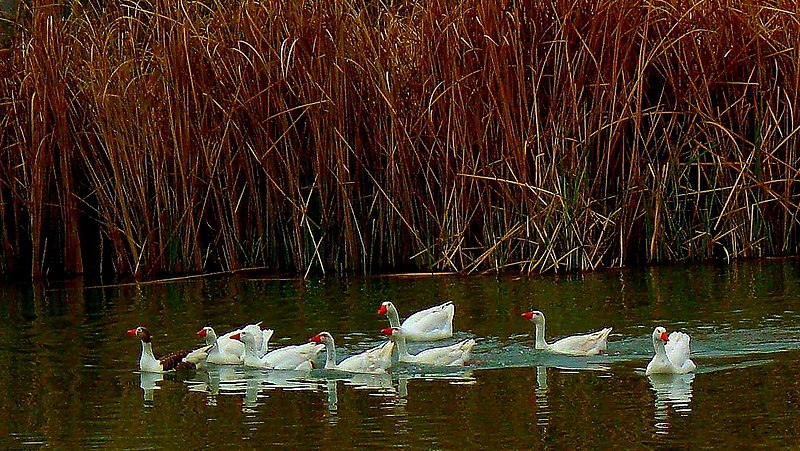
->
<box><xmin>0</xmin><ymin>0</ymin><xmax>798</xmax><ymax>279</ymax></box>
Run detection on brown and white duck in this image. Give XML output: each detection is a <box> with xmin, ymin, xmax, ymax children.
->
<box><xmin>128</xmin><ymin>326</ymin><xmax>195</xmax><ymax>373</ymax></box>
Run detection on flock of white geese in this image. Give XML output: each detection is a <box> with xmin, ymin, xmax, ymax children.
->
<box><xmin>129</xmin><ymin>300</ymin><xmax>695</xmax><ymax>377</ymax></box>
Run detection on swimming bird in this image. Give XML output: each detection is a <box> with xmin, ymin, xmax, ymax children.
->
<box><xmin>378</xmin><ymin>300</ymin><xmax>454</xmax><ymax>341</ymax></box>
<box><xmin>381</xmin><ymin>327</ymin><xmax>474</xmax><ymax>366</ymax></box>
<box><xmin>196</xmin><ymin>326</ymin><xmax>245</xmax><ymax>365</ymax></box>
<box><xmin>646</xmin><ymin>326</ymin><xmax>696</xmax><ymax>375</ymax></box>
<box><xmin>521</xmin><ymin>310</ymin><xmax>612</xmax><ymax>356</ymax></box>
<box><xmin>230</xmin><ymin>329</ymin><xmax>324</xmax><ymax>371</ymax></box>
<box><xmin>128</xmin><ymin>326</ymin><xmax>195</xmax><ymax>373</ymax></box>
<box><xmin>309</xmin><ymin>331</ymin><xmax>394</xmax><ymax>374</ymax></box>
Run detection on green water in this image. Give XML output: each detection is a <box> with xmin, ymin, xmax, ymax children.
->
<box><xmin>1</xmin><ymin>261</ymin><xmax>800</xmax><ymax>449</ymax></box>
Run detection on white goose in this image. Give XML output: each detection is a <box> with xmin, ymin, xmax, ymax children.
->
<box><xmin>309</xmin><ymin>332</ymin><xmax>394</xmax><ymax>374</ymax></box>
<box><xmin>240</xmin><ymin>323</ymin><xmax>275</xmax><ymax>357</ymax></box>
<box><xmin>128</xmin><ymin>326</ymin><xmax>194</xmax><ymax>373</ymax></box>
<box><xmin>382</xmin><ymin>327</ymin><xmax>475</xmax><ymax>366</ymax></box>
<box><xmin>521</xmin><ymin>310</ymin><xmax>612</xmax><ymax>356</ymax></box>
<box><xmin>230</xmin><ymin>329</ymin><xmax>324</xmax><ymax>371</ymax></box>
<box><xmin>186</xmin><ymin>323</ymin><xmax>272</xmax><ymax>366</ymax></box>
<box><xmin>646</xmin><ymin>326</ymin><xmax>696</xmax><ymax>375</ymax></box>
<box><xmin>378</xmin><ymin>301</ymin><xmax>454</xmax><ymax>341</ymax></box>
<box><xmin>197</xmin><ymin>326</ymin><xmax>245</xmax><ymax>365</ymax></box>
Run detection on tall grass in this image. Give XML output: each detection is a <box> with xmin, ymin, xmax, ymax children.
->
<box><xmin>0</xmin><ymin>0</ymin><xmax>798</xmax><ymax>279</ymax></box>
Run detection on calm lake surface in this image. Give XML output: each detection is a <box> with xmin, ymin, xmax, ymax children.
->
<box><xmin>1</xmin><ymin>260</ymin><xmax>800</xmax><ymax>449</ymax></box>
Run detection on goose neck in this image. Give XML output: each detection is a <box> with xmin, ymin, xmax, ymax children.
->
<box><xmin>387</xmin><ymin>304</ymin><xmax>401</xmax><ymax>328</ymax></box>
<box><xmin>394</xmin><ymin>332</ymin><xmax>412</xmax><ymax>359</ymax></box>
<box><xmin>654</xmin><ymin>337</ymin><xmax>667</xmax><ymax>358</ymax></box>
<box><xmin>323</xmin><ymin>339</ymin><xmax>337</xmax><ymax>370</ymax></box>
<box><xmin>533</xmin><ymin>321</ymin><xmax>549</xmax><ymax>349</ymax></box>
<box><xmin>242</xmin><ymin>340</ymin><xmax>261</xmax><ymax>363</ymax></box>
<box><xmin>140</xmin><ymin>341</ymin><xmax>158</xmax><ymax>368</ymax></box>
<box><xmin>204</xmin><ymin>330</ymin><xmax>217</xmax><ymax>347</ymax></box>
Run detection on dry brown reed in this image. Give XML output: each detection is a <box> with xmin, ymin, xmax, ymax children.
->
<box><xmin>0</xmin><ymin>0</ymin><xmax>799</xmax><ymax>279</ymax></box>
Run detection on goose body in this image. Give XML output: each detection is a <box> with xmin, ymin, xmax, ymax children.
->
<box><xmin>646</xmin><ymin>327</ymin><xmax>696</xmax><ymax>375</ymax></box>
<box><xmin>310</xmin><ymin>332</ymin><xmax>394</xmax><ymax>374</ymax></box>
<box><xmin>521</xmin><ymin>310</ymin><xmax>612</xmax><ymax>356</ymax></box>
<box><xmin>231</xmin><ymin>330</ymin><xmax>324</xmax><ymax>371</ymax></box>
<box><xmin>182</xmin><ymin>344</ymin><xmax>214</xmax><ymax>365</ymax></box>
<box><xmin>382</xmin><ymin>327</ymin><xmax>474</xmax><ymax>366</ymax></box>
<box><xmin>378</xmin><ymin>301</ymin><xmax>454</xmax><ymax>341</ymax></box>
<box><xmin>128</xmin><ymin>326</ymin><xmax>194</xmax><ymax>373</ymax></box>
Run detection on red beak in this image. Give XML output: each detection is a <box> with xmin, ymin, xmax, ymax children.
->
<box><xmin>660</xmin><ymin>332</ymin><xmax>669</xmax><ymax>342</ymax></box>
<box><xmin>230</xmin><ymin>333</ymin><xmax>241</xmax><ymax>341</ymax></box>
<box><xmin>381</xmin><ymin>327</ymin><xmax>393</xmax><ymax>336</ymax></box>
<box><xmin>197</xmin><ymin>328</ymin><xmax>207</xmax><ymax>337</ymax></box>
<box><xmin>521</xmin><ymin>311</ymin><xmax>534</xmax><ymax>320</ymax></box>
<box><xmin>127</xmin><ymin>328</ymin><xmax>137</xmax><ymax>336</ymax></box>
<box><xmin>309</xmin><ymin>334</ymin><xmax>321</xmax><ymax>343</ymax></box>
<box><xmin>377</xmin><ymin>305</ymin><xmax>387</xmax><ymax>316</ymax></box>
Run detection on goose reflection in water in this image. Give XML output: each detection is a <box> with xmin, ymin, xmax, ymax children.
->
<box><xmin>322</xmin><ymin>371</ymin><xmax>396</xmax><ymax>417</ymax></box>
<box><xmin>392</xmin><ymin>368</ymin><xmax>476</xmax><ymax>403</ymax></box>
<box><xmin>174</xmin><ymin>363</ymin><xmax>477</xmax><ymax>417</ymax></box>
<box><xmin>239</xmin><ymin>370</ymin><xmax>321</xmax><ymax>414</ymax></box>
<box><xmin>534</xmin><ymin>366</ymin><xmax>550</xmax><ymax>428</ymax></box>
<box><xmin>185</xmin><ymin>365</ymin><xmax>241</xmax><ymax>406</ymax></box>
<box><xmin>648</xmin><ymin>372</ymin><xmax>695</xmax><ymax>436</ymax></box>
<box><xmin>531</xmin><ymin>360</ymin><xmax>610</xmax><ymax>431</ymax></box>
<box><xmin>323</xmin><ymin>369</ymin><xmax>475</xmax><ymax>417</ymax></box>
<box><xmin>139</xmin><ymin>371</ymin><xmax>164</xmax><ymax>406</ymax></box>
<box><xmin>184</xmin><ymin>366</ymin><xmax>320</xmax><ymax>409</ymax></box>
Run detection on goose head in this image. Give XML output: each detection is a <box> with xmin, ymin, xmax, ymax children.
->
<box><xmin>196</xmin><ymin>326</ymin><xmax>218</xmax><ymax>339</ymax></box>
<box><xmin>380</xmin><ymin>327</ymin><xmax>402</xmax><ymax>339</ymax></box>
<box><xmin>127</xmin><ymin>326</ymin><xmax>151</xmax><ymax>343</ymax></box>
<box><xmin>377</xmin><ymin>301</ymin><xmax>394</xmax><ymax>316</ymax></box>
<box><xmin>521</xmin><ymin>310</ymin><xmax>545</xmax><ymax>325</ymax></box>
<box><xmin>653</xmin><ymin>326</ymin><xmax>669</xmax><ymax>344</ymax></box>
<box><xmin>229</xmin><ymin>330</ymin><xmax>256</xmax><ymax>348</ymax></box>
<box><xmin>309</xmin><ymin>332</ymin><xmax>334</xmax><ymax>344</ymax></box>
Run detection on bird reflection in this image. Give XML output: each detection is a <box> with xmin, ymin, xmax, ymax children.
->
<box><xmin>321</xmin><ymin>372</ymin><xmax>394</xmax><ymax>423</ymax></box>
<box><xmin>397</xmin><ymin>376</ymin><xmax>409</xmax><ymax>398</ymax></box>
<box><xmin>393</xmin><ymin>369</ymin><xmax>475</xmax><ymax>422</ymax></box>
<box><xmin>322</xmin><ymin>371</ymin><xmax>395</xmax><ymax>410</ymax></box>
<box><xmin>530</xmin><ymin>361</ymin><xmax>609</xmax><ymax>432</ymax></box>
<box><xmin>209</xmin><ymin>365</ymin><xmax>239</xmax><ymax>406</ymax></box>
<box><xmin>139</xmin><ymin>371</ymin><xmax>163</xmax><ymax>406</ymax></box>
<box><xmin>344</xmin><ymin>372</ymin><xmax>394</xmax><ymax>391</ymax></box>
<box><xmin>648</xmin><ymin>372</ymin><xmax>695</xmax><ymax>436</ymax></box>
<box><xmin>243</xmin><ymin>377</ymin><xmax>260</xmax><ymax>411</ymax></box>
<box><xmin>534</xmin><ymin>366</ymin><xmax>550</xmax><ymax>428</ymax></box>
<box><xmin>180</xmin><ymin>364</ymin><xmax>477</xmax><ymax>417</ymax></box>
<box><xmin>185</xmin><ymin>365</ymin><xmax>244</xmax><ymax>406</ymax></box>
<box><xmin>325</xmin><ymin>380</ymin><xmax>338</xmax><ymax>414</ymax></box>
<box><xmin>185</xmin><ymin>366</ymin><xmax>321</xmax><ymax>411</ymax></box>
